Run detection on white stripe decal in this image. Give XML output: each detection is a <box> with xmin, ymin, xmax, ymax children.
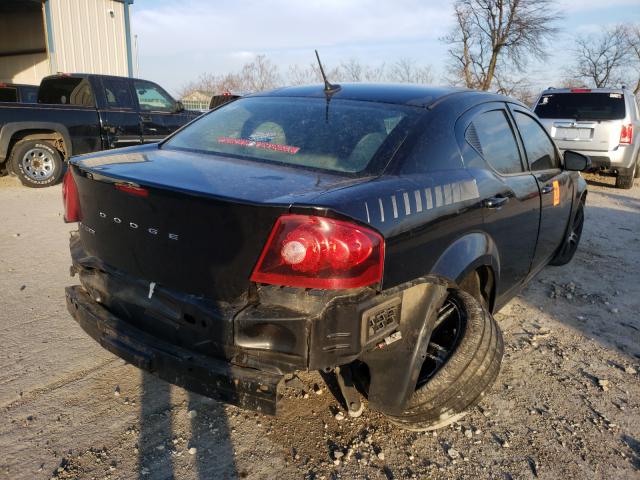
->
<box><xmin>443</xmin><ymin>183</ymin><xmax>453</xmax><ymax>205</ymax></box>
<box><xmin>403</xmin><ymin>192</ymin><xmax>411</xmax><ymax>215</ymax></box>
<box><xmin>391</xmin><ymin>195</ymin><xmax>399</xmax><ymax>219</ymax></box>
<box><xmin>414</xmin><ymin>190</ymin><xmax>423</xmax><ymax>212</ymax></box>
<box><xmin>434</xmin><ymin>185</ymin><xmax>443</xmax><ymax>207</ymax></box>
<box><xmin>425</xmin><ymin>188</ymin><xmax>433</xmax><ymax>209</ymax></box>
<box><xmin>378</xmin><ymin>198</ymin><xmax>385</xmax><ymax>222</ymax></box>
<box><xmin>364</xmin><ymin>180</ymin><xmax>479</xmax><ymax>224</ymax></box>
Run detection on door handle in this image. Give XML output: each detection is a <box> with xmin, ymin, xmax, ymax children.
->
<box><xmin>541</xmin><ymin>185</ymin><xmax>554</xmax><ymax>194</ymax></box>
<box><xmin>140</xmin><ymin>115</ymin><xmax>152</xmax><ymax>122</ymax></box>
<box><xmin>483</xmin><ymin>196</ymin><xmax>509</xmax><ymax>209</ymax></box>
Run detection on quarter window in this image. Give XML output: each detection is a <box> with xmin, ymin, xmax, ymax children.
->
<box><xmin>514</xmin><ymin>112</ymin><xmax>559</xmax><ymax>171</ymax></box>
<box><xmin>134</xmin><ymin>80</ymin><xmax>175</xmax><ymax>112</ymax></box>
<box><xmin>469</xmin><ymin>110</ymin><xmax>523</xmax><ymax>174</ymax></box>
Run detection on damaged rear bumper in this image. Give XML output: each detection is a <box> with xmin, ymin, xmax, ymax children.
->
<box><xmin>65</xmin><ymin>285</ymin><xmax>283</xmax><ymax>414</ymax></box>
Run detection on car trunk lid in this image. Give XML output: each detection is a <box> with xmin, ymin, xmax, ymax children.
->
<box><xmin>71</xmin><ymin>145</ymin><xmax>367</xmax><ymax>302</ymax></box>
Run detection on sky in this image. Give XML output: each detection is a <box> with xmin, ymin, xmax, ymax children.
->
<box><xmin>130</xmin><ymin>0</ymin><xmax>640</xmax><ymax>97</ymax></box>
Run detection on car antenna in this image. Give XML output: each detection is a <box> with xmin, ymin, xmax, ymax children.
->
<box><xmin>315</xmin><ymin>50</ymin><xmax>340</xmax><ymax>94</ymax></box>
<box><xmin>315</xmin><ymin>50</ymin><xmax>340</xmax><ymax>123</ymax></box>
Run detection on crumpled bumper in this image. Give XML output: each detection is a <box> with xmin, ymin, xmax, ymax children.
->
<box><xmin>65</xmin><ymin>285</ymin><xmax>283</xmax><ymax>414</ymax></box>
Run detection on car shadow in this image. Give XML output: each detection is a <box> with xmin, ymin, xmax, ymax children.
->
<box><xmin>137</xmin><ymin>371</ymin><xmax>238</xmax><ymax>479</ymax></box>
<box><xmin>512</xmin><ymin>201</ymin><xmax>640</xmax><ymax>361</ymax></box>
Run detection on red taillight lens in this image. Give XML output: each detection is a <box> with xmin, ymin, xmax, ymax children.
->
<box><xmin>570</xmin><ymin>88</ymin><xmax>591</xmax><ymax>93</ymax></box>
<box><xmin>62</xmin><ymin>168</ymin><xmax>81</xmax><ymax>223</ymax></box>
<box><xmin>620</xmin><ymin>124</ymin><xmax>633</xmax><ymax>145</ymax></box>
<box><xmin>251</xmin><ymin>214</ymin><xmax>384</xmax><ymax>289</ymax></box>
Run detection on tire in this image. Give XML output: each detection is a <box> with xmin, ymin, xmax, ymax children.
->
<box><xmin>383</xmin><ymin>289</ymin><xmax>503</xmax><ymax>431</ymax></box>
<box><xmin>549</xmin><ymin>202</ymin><xmax>584</xmax><ymax>266</ymax></box>
<box><xmin>10</xmin><ymin>140</ymin><xmax>64</xmax><ymax>188</ymax></box>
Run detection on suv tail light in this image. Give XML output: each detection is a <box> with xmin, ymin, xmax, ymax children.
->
<box><xmin>251</xmin><ymin>214</ymin><xmax>384</xmax><ymax>289</ymax></box>
<box><xmin>62</xmin><ymin>168</ymin><xmax>81</xmax><ymax>223</ymax></box>
<box><xmin>620</xmin><ymin>124</ymin><xmax>633</xmax><ymax>145</ymax></box>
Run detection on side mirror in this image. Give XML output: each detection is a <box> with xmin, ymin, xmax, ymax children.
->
<box><xmin>564</xmin><ymin>150</ymin><xmax>591</xmax><ymax>171</ymax></box>
<box><xmin>174</xmin><ymin>100</ymin><xmax>185</xmax><ymax>113</ymax></box>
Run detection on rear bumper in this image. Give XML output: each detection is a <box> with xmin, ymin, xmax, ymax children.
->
<box><xmin>66</xmin><ymin>285</ymin><xmax>284</xmax><ymax>414</ymax></box>
<box><xmin>558</xmin><ymin>145</ymin><xmax>637</xmax><ymax>171</ymax></box>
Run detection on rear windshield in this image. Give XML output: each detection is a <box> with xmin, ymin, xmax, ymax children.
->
<box><xmin>164</xmin><ymin>96</ymin><xmax>420</xmax><ymax>175</ymax></box>
<box><xmin>534</xmin><ymin>92</ymin><xmax>626</xmax><ymax>120</ymax></box>
<box><xmin>38</xmin><ymin>77</ymin><xmax>94</xmax><ymax>106</ymax></box>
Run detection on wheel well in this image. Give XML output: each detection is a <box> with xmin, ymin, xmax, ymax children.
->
<box><xmin>458</xmin><ymin>266</ymin><xmax>495</xmax><ymax>312</ymax></box>
<box><xmin>8</xmin><ymin>130</ymin><xmax>68</xmax><ymax>162</ymax></box>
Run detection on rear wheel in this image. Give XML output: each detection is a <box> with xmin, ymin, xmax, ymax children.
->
<box><xmin>550</xmin><ymin>202</ymin><xmax>584</xmax><ymax>266</ymax></box>
<box><xmin>10</xmin><ymin>140</ymin><xmax>64</xmax><ymax>188</ymax></box>
<box><xmin>384</xmin><ymin>289</ymin><xmax>503</xmax><ymax>431</ymax></box>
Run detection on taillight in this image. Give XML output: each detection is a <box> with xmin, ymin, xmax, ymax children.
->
<box><xmin>620</xmin><ymin>124</ymin><xmax>633</xmax><ymax>145</ymax></box>
<box><xmin>250</xmin><ymin>214</ymin><xmax>384</xmax><ymax>289</ymax></box>
<box><xmin>570</xmin><ymin>88</ymin><xmax>591</xmax><ymax>93</ymax></box>
<box><xmin>62</xmin><ymin>168</ymin><xmax>81</xmax><ymax>223</ymax></box>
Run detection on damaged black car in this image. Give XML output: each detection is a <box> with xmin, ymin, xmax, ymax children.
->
<box><xmin>63</xmin><ymin>83</ymin><xmax>589</xmax><ymax>430</ymax></box>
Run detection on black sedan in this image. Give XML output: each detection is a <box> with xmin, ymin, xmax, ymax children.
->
<box><xmin>62</xmin><ymin>83</ymin><xmax>588</xmax><ymax>430</ymax></box>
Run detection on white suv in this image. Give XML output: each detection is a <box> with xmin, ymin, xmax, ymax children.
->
<box><xmin>533</xmin><ymin>87</ymin><xmax>640</xmax><ymax>189</ymax></box>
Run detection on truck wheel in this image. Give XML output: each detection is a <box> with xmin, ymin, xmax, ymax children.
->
<box><xmin>10</xmin><ymin>140</ymin><xmax>64</xmax><ymax>188</ymax></box>
<box><xmin>384</xmin><ymin>289</ymin><xmax>503</xmax><ymax>431</ymax></box>
<box><xmin>549</xmin><ymin>202</ymin><xmax>584</xmax><ymax>266</ymax></box>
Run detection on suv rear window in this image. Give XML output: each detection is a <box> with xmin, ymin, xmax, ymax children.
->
<box><xmin>164</xmin><ymin>96</ymin><xmax>419</xmax><ymax>175</ymax></box>
<box><xmin>534</xmin><ymin>92</ymin><xmax>625</xmax><ymax>121</ymax></box>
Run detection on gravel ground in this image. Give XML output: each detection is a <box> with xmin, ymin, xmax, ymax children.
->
<box><xmin>1</xmin><ymin>173</ymin><xmax>639</xmax><ymax>480</ymax></box>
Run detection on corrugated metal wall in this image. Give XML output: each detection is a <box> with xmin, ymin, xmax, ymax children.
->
<box><xmin>48</xmin><ymin>0</ymin><xmax>129</xmax><ymax>76</ymax></box>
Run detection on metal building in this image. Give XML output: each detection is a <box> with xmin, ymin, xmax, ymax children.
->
<box><xmin>0</xmin><ymin>0</ymin><xmax>134</xmax><ymax>85</ymax></box>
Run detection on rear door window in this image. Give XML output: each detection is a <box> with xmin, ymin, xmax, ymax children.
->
<box><xmin>37</xmin><ymin>77</ymin><xmax>95</xmax><ymax>106</ymax></box>
<box><xmin>514</xmin><ymin>112</ymin><xmax>559</xmax><ymax>171</ymax></box>
<box><xmin>102</xmin><ymin>78</ymin><xmax>135</xmax><ymax>109</ymax></box>
<box><xmin>469</xmin><ymin>110</ymin><xmax>523</xmax><ymax>175</ymax></box>
<box><xmin>534</xmin><ymin>92</ymin><xmax>626</xmax><ymax>120</ymax></box>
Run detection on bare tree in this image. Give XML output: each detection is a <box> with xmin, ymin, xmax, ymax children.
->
<box><xmin>570</xmin><ymin>25</ymin><xmax>632</xmax><ymax>88</ymax></box>
<box><xmin>339</xmin><ymin>58</ymin><xmax>386</xmax><ymax>82</ymax></box>
<box><xmin>386</xmin><ymin>58</ymin><xmax>434</xmax><ymax>84</ymax></box>
<box><xmin>442</xmin><ymin>0</ymin><xmax>560</xmax><ymax>91</ymax></box>
<box><xmin>626</xmin><ymin>24</ymin><xmax>640</xmax><ymax>94</ymax></box>
<box><xmin>240</xmin><ymin>54</ymin><xmax>281</xmax><ymax>91</ymax></box>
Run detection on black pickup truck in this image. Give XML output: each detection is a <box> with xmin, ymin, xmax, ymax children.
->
<box><xmin>0</xmin><ymin>73</ymin><xmax>200</xmax><ymax>187</ymax></box>
<box><xmin>63</xmin><ymin>84</ymin><xmax>590</xmax><ymax>430</ymax></box>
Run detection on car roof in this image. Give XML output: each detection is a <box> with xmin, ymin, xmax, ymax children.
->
<box><xmin>252</xmin><ymin>83</ymin><xmax>503</xmax><ymax>109</ymax></box>
<box><xmin>540</xmin><ymin>87</ymin><xmax>632</xmax><ymax>95</ymax></box>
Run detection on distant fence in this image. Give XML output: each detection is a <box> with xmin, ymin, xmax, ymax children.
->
<box><xmin>181</xmin><ymin>99</ymin><xmax>210</xmax><ymax>112</ymax></box>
